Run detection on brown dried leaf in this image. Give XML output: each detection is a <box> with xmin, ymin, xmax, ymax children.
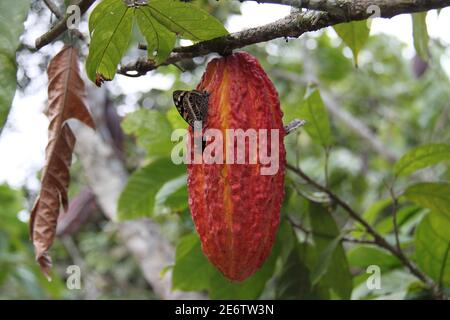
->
<box><xmin>29</xmin><ymin>45</ymin><xmax>95</xmax><ymax>279</ymax></box>
<box><xmin>56</xmin><ymin>188</ymin><xmax>98</xmax><ymax>237</ymax></box>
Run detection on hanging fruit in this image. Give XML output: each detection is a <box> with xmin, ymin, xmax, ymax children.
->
<box><xmin>187</xmin><ymin>52</ymin><xmax>286</xmax><ymax>282</ymax></box>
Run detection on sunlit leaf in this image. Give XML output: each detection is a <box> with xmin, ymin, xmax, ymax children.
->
<box><xmin>333</xmin><ymin>20</ymin><xmax>370</xmax><ymax>66</ymax></box>
<box><xmin>148</xmin><ymin>0</ymin><xmax>228</xmax><ymax>41</ymax></box>
<box><xmin>86</xmin><ymin>1</ymin><xmax>133</xmax><ymax>84</ymax></box>
<box><xmin>136</xmin><ymin>7</ymin><xmax>176</xmax><ymax>64</ymax></box>
<box><xmin>394</xmin><ymin>143</ymin><xmax>450</xmax><ymax>177</ymax></box>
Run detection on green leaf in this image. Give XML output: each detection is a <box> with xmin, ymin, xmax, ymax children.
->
<box><xmin>414</xmin><ymin>213</ymin><xmax>450</xmax><ymax>286</ymax></box>
<box><xmin>167</xmin><ymin>107</ymin><xmax>188</xmax><ymax>130</ymax></box>
<box><xmin>155</xmin><ymin>174</ymin><xmax>188</xmax><ymax>212</ymax></box>
<box><xmin>311</xmin><ymin>234</ymin><xmax>344</xmax><ymax>285</ymax></box>
<box><xmin>394</xmin><ymin>143</ymin><xmax>450</xmax><ymax>177</ymax></box>
<box><xmin>118</xmin><ymin>158</ymin><xmax>186</xmax><ymax>220</ymax></box>
<box><xmin>298</xmin><ymin>89</ymin><xmax>332</xmax><ymax>147</ymax></box>
<box><xmin>121</xmin><ymin>109</ymin><xmax>173</xmax><ymax>158</ymax></box>
<box><xmin>404</xmin><ymin>182</ymin><xmax>450</xmax><ymax>219</ymax></box>
<box><xmin>136</xmin><ymin>7</ymin><xmax>176</xmax><ymax>64</ymax></box>
<box><xmin>308</xmin><ymin>202</ymin><xmax>353</xmax><ymax>299</ymax></box>
<box><xmin>86</xmin><ymin>1</ymin><xmax>133</xmax><ymax>83</ymax></box>
<box><xmin>172</xmin><ymin>233</ymin><xmax>212</xmax><ymax>291</ymax></box>
<box><xmin>275</xmin><ymin>242</ymin><xmax>312</xmax><ymax>299</ymax></box>
<box><xmin>352</xmin><ymin>269</ymin><xmax>417</xmax><ymax>300</ymax></box>
<box><xmin>88</xmin><ymin>0</ymin><xmax>116</xmax><ymax>32</ymax></box>
<box><xmin>411</xmin><ymin>13</ymin><xmax>430</xmax><ymax>60</ymax></box>
<box><xmin>375</xmin><ymin>205</ymin><xmax>422</xmax><ymax>235</ymax></box>
<box><xmin>333</xmin><ymin>20</ymin><xmax>370</xmax><ymax>66</ymax></box>
<box><xmin>348</xmin><ymin>246</ymin><xmax>401</xmax><ymax>271</ymax></box>
<box><xmin>362</xmin><ymin>198</ymin><xmax>392</xmax><ymax>225</ymax></box>
<box><xmin>0</xmin><ymin>0</ymin><xmax>29</xmax><ymax>131</ymax></box>
<box><xmin>0</xmin><ymin>184</ymin><xmax>23</xmax><ymax>236</ymax></box>
<box><xmin>148</xmin><ymin>0</ymin><xmax>228</xmax><ymax>42</ymax></box>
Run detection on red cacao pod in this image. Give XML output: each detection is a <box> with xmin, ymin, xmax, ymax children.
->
<box><xmin>187</xmin><ymin>52</ymin><xmax>286</xmax><ymax>281</ymax></box>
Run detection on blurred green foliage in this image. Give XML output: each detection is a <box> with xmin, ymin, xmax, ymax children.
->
<box><xmin>1</xmin><ymin>0</ymin><xmax>449</xmax><ymax>300</ymax></box>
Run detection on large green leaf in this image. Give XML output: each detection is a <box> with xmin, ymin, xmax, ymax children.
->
<box><xmin>118</xmin><ymin>158</ymin><xmax>186</xmax><ymax>220</ymax></box>
<box><xmin>394</xmin><ymin>143</ymin><xmax>450</xmax><ymax>177</ymax></box>
<box><xmin>414</xmin><ymin>213</ymin><xmax>450</xmax><ymax>286</ymax></box>
<box><xmin>308</xmin><ymin>202</ymin><xmax>352</xmax><ymax>299</ymax></box>
<box><xmin>136</xmin><ymin>7</ymin><xmax>176</xmax><ymax>64</ymax></box>
<box><xmin>86</xmin><ymin>1</ymin><xmax>134</xmax><ymax>83</ymax></box>
<box><xmin>121</xmin><ymin>109</ymin><xmax>173</xmax><ymax>158</ymax></box>
<box><xmin>0</xmin><ymin>0</ymin><xmax>29</xmax><ymax>131</ymax></box>
<box><xmin>147</xmin><ymin>0</ymin><xmax>228</xmax><ymax>41</ymax></box>
<box><xmin>404</xmin><ymin>182</ymin><xmax>450</xmax><ymax>219</ymax></box>
<box><xmin>298</xmin><ymin>89</ymin><xmax>332</xmax><ymax>147</ymax></box>
<box><xmin>411</xmin><ymin>12</ymin><xmax>430</xmax><ymax>60</ymax></box>
<box><xmin>333</xmin><ymin>20</ymin><xmax>370</xmax><ymax>66</ymax></box>
<box><xmin>86</xmin><ymin>0</ymin><xmax>227</xmax><ymax>84</ymax></box>
<box><xmin>172</xmin><ymin>233</ymin><xmax>212</xmax><ymax>291</ymax></box>
<box><xmin>155</xmin><ymin>174</ymin><xmax>188</xmax><ymax>213</ymax></box>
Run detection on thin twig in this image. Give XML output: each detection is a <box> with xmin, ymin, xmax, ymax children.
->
<box><xmin>288</xmin><ymin>216</ymin><xmax>376</xmax><ymax>245</ymax></box>
<box><xmin>43</xmin><ymin>0</ymin><xmax>64</xmax><ymax>19</ymax></box>
<box><xmin>286</xmin><ymin>163</ymin><xmax>447</xmax><ymax>299</ymax></box>
<box><xmin>386</xmin><ymin>181</ymin><xmax>402</xmax><ymax>253</ymax></box>
<box><xmin>35</xmin><ymin>0</ymin><xmax>96</xmax><ymax>50</ymax></box>
<box><xmin>119</xmin><ymin>0</ymin><xmax>450</xmax><ymax>76</ymax></box>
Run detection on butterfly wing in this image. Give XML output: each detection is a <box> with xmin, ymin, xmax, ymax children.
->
<box><xmin>190</xmin><ymin>91</ymin><xmax>209</xmax><ymax>125</ymax></box>
<box><xmin>173</xmin><ymin>90</ymin><xmax>209</xmax><ymax>127</ymax></box>
<box><xmin>173</xmin><ymin>90</ymin><xmax>192</xmax><ymax>126</ymax></box>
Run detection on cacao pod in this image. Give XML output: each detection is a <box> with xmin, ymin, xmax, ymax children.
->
<box><xmin>187</xmin><ymin>52</ymin><xmax>286</xmax><ymax>281</ymax></box>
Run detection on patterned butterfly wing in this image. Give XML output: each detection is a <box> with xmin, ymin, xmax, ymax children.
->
<box><xmin>173</xmin><ymin>90</ymin><xmax>190</xmax><ymax>125</ymax></box>
<box><xmin>189</xmin><ymin>90</ymin><xmax>209</xmax><ymax>126</ymax></box>
<box><xmin>173</xmin><ymin>90</ymin><xmax>209</xmax><ymax>128</ymax></box>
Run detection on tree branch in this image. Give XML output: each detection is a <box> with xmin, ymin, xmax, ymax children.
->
<box><xmin>287</xmin><ymin>216</ymin><xmax>376</xmax><ymax>245</ymax></box>
<box><xmin>35</xmin><ymin>0</ymin><xmax>96</xmax><ymax>50</ymax></box>
<box><xmin>286</xmin><ymin>163</ymin><xmax>447</xmax><ymax>300</ymax></box>
<box><xmin>119</xmin><ymin>0</ymin><xmax>450</xmax><ymax>76</ymax></box>
<box><xmin>43</xmin><ymin>0</ymin><xmax>64</xmax><ymax>19</ymax></box>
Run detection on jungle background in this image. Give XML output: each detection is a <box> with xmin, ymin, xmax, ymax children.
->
<box><xmin>0</xmin><ymin>0</ymin><xmax>450</xmax><ymax>300</ymax></box>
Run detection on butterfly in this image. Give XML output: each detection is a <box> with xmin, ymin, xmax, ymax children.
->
<box><xmin>173</xmin><ymin>90</ymin><xmax>210</xmax><ymax>128</ymax></box>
